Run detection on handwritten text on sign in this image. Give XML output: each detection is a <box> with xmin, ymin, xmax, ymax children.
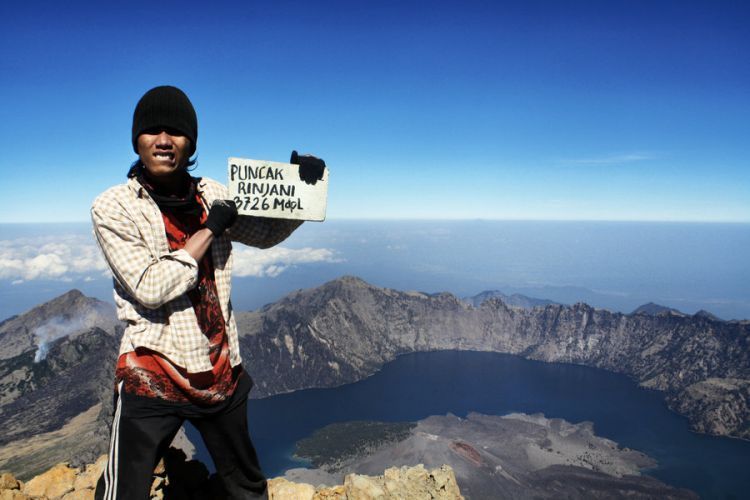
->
<box><xmin>227</xmin><ymin>157</ymin><xmax>328</xmax><ymax>221</ymax></box>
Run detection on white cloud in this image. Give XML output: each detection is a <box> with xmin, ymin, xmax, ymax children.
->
<box><xmin>0</xmin><ymin>234</ymin><xmax>340</xmax><ymax>284</ymax></box>
<box><xmin>0</xmin><ymin>234</ymin><xmax>108</xmax><ymax>281</ymax></box>
<box><xmin>0</xmin><ymin>234</ymin><xmax>340</xmax><ymax>281</ymax></box>
<box><xmin>232</xmin><ymin>246</ymin><xmax>341</xmax><ymax>277</ymax></box>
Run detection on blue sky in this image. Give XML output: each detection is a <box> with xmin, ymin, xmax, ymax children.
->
<box><xmin>1</xmin><ymin>0</ymin><xmax>748</xmax><ymax>222</ymax></box>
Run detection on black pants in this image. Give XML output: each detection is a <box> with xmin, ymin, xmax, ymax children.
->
<box><xmin>95</xmin><ymin>372</ymin><xmax>267</xmax><ymax>500</ymax></box>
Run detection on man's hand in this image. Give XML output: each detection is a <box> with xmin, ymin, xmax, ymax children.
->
<box><xmin>204</xmin><ymin>199</ymin><xmax>238</xmax><ymax>237</ymax></box>
<box><xmin>290</xmin><ymin>150</ymin><xmax>326</xmax><ymax>185</ymax></box>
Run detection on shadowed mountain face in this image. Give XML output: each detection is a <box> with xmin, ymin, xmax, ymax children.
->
<box><xmin>237</xmin><ymin>276</ymin><xmax>750</xmax><ymax>439</ymax></box>
<box><xmin>1</xmin><ymin>276</ymin><xmax>748</xmax><ymax>480</ymax></box>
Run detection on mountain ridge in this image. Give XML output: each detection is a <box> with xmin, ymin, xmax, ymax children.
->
<box><xmin>1</xmin><ymin>275</ymin><xmax>748</xmax><ymax>482</ymax></box>
<box><xmin>463</xmin><ymin>289</ymin><xmax>559</xmax><ymax>309</ymax></box>
<box><xmin>237</xmin><ymin>276</ymin><xmax>750</xmax><ymax>440</ymax></box>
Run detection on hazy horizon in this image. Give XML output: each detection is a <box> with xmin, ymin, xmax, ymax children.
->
<box><xmin>2</xmin><ymin>220</ymin><xmax>748</xmax><ymax>322</ymax></box>
<box><xmin>3</xmin><ymin>218</ymin><xmax>750</xmax><ymax>224</ymax></box>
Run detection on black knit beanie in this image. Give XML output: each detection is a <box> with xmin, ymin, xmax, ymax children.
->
<box><xmin>132</xmin><ymin>86</ymin><xmax>198</xmax><ymax>154</ymax></box>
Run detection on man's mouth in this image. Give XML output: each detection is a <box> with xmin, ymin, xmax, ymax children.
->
<box><xmin>154</xmin><ymin>152</ymin><xmax>175</xmax><ymax>161</ymax></box>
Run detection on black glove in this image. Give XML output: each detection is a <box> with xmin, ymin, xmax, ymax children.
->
<box><xmin>290</xmin><ymin>150</ymin><xmax>326</xmax><ymax>185</ymax></box>
<box><xmin>204</xmin><ymin>200</ymin><xmax>238</xmax><ymax>237</ymax></box>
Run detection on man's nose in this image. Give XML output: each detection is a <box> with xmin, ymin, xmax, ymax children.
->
<box><xmin>155</xmin><ymin>131</ymin><xmax>173</xmax><ymax>148</ymax></box>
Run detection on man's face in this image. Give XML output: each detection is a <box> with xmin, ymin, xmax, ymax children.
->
<box><xmin>136</xmin><ymin>127</ymin><xmax>192</xmax><ymax>180</ymax></box>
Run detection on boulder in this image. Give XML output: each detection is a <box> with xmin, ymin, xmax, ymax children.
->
<box><xmin>345</xmin><ymin>473</ymin><xmax>387</xmax><ymax>499</ymax></box>
<box><xmin>344</xmin><ymin>465</ymin><xmax>463</xmax><ymax>500</ymax></box>
<box><xmin>60</xmin><ymin>491</ymin><xmax>94</xmax><ymax>500</ymax></box>
<box><xmin>22</xmin><ymin>463</ymin><xmax>77</xmax><ymax>499</ymax></box>
<box><xmin>73</xmin><ymin>455</ymin><xmax>107</xmax><ymax>491</ymax></box>
<box><xmin>268</xmin><ymin>477</ymin><xmax>316</xmax><ymax>499</ymax></box>
<box><xmin>312</xmin><ymin>485</ymin><xmax>347</xmax><ymax>499</ymax></box>
<box><xmin>0</xmin><ymin>490</ymin><xmax>30</xmax><ymax>500</ymax></box>
<box><xmin>0</xmin><ymin>473</ymin><xmax>20</xmax><ymax>490</ymax></box>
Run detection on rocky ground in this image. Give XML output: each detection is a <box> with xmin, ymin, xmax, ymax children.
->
<box><xmin>286</xmin><ymin>413</ymin><xmax>698</xmax><ymax>499</ymax></box>
<box><xmin>0</xmin><ymin>449</ymin><xmax>463</xmax><ymax>500</ymax></box>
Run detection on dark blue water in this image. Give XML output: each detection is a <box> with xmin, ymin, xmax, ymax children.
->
<box><xmin>185</xmin><ymin>351</ymin><xmax>750</xmax><ymax>499</ymax></box>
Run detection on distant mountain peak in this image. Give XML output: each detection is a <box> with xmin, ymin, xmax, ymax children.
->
<box><xmin>270</xmin><ymin>275</ymin><xmax>385</xmax><ymax>313</ymax></box>
<box><xmin>329</xmin><ymin>275</ymin><xmax>369</xmax><ymax>286</ymax></box>
<box><xmin>463</xmin><ymin>290</ymin><xmax>558</xmax><ymax>309</ymax></box>
<box><xmin>632</xmin><ymin>302</ymin><xmax>684</xmax><ymax>316</ymax></box>
<box><xmin>694</xmin><ymin>310</ymin><xmax>720</xmax><ymax>321</ymax></box>
<box><xmin>317</xmin><ymin>275</ymin><xmax>377</xmax><ymax>293</ymax></box>
<box><xmin>17</xmin><ymin>289</ymin><xmax>97</xmax><ymax>318</ymax></box>
<box><xmin>0</xmin><ymin>289</ymin><xmax>117</xmax><ymax>362</ymax></box>
<box><xmin>58</xmin><ymin>288</ymin><xmax>85</xmax><ymax>299</ymax></box>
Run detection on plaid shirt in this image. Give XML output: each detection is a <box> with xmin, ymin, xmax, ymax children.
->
<box><xmin>91</xmin><ymin>176</ymin><xmax>302</xmax><ymax>373</ymax></box>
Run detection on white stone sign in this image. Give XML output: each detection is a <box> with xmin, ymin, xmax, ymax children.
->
<box><xmin>227</xmin><ymin>157</ymin><xmax>328</xmax><ymax>221</ymax></box>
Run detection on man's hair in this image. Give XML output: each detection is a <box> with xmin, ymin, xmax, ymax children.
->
<box><xmin>127</xmin><ymin>157</ymin><xmax>198</xmax><ymax>178</ymax></box>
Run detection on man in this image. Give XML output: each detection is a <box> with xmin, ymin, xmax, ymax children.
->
<box><xmin>92</xmin><ymin>85</ymin><xmax>324</xmax><ymax>499</ymax></box>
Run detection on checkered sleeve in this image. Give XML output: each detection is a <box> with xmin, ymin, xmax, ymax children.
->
<box><xmin>91</xmin><ymin>193</ymin><xmax>199</xmax><ymax>309</ymax></box>
<box><xmin>227</xmin><ymin>216</ymin><xmax>303</xmax><ymax>249</ymax></box>
<box><xmin>201</xmin><ymin>178</ymin><xmax>303</xmax><ymax>248</ymax></box>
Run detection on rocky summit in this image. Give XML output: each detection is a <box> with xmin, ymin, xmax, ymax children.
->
<box><xmin>0</xmin><ymin>449</ymin><xmax>463</xmax><ymax>500</ymax></box>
